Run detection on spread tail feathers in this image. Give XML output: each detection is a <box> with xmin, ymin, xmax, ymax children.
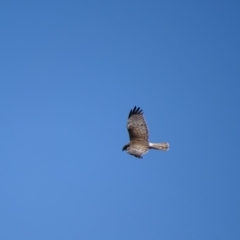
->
<box><xmin>149</xmin><ymin>142</ymin><xmax>170</xmax><ymax>151</ymax></box>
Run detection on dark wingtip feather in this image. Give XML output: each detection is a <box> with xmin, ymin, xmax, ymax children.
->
<box><xmin>128</xmin><ymin>106</ymin><xmax>143</xmax><ymax>118</ymax></box>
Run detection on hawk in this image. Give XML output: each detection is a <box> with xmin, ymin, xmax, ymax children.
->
<box><xmin>122</xmin><ymin>106</ymin><xmax>169</xmax><ymax>158</ymax></box>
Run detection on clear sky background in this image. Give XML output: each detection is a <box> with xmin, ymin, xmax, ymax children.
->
<box><xmin>1</xmin><ymin>1</ymin><xmax>240</xmax><ymax>239</ymax></box>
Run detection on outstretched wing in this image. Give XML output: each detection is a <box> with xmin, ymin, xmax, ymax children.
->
<box><xmin>127</xmin><ymin>106</ymin><xmax>149</xmax><ymax>142</ymax></box>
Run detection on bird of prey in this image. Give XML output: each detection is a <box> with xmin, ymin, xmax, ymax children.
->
<box><xmin>122</xmin><ymin>106</ymin><xmax>169</xmax><ymax>158</ymax></box>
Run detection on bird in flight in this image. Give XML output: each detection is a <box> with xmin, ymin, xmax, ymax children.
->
<box><xmin>122</xmin><ymin>106</ymin><xmax>169</xmax><ymax>158</ymax></box>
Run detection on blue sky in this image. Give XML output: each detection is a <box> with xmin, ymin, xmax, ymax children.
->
<box><xmin>1</xmin><ymin>0</ymin><xmax>240</xmax><ymax>239</ymax></box>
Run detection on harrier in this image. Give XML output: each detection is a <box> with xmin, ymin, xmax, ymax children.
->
<box><xmin>122</xmin><ymin>106</ymin><xmax>169</xmax><ymax>158</ymax></box>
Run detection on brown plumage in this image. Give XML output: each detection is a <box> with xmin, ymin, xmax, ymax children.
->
<box><xmin>122</xmin><ymin>106</ymin><xmax>169</xmax><ymax>158</ymax></box>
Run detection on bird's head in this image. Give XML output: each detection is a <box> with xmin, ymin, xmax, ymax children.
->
<box><xmin>122</xmin><ymin>144</ymin><xmax>130</xmax><ymax>151</ymax></box>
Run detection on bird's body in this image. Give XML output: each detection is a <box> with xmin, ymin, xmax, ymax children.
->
<box><xmin>122</xmin><ymin>106</ymin><xmax>169</xmax><ymax>158</ymax></box>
